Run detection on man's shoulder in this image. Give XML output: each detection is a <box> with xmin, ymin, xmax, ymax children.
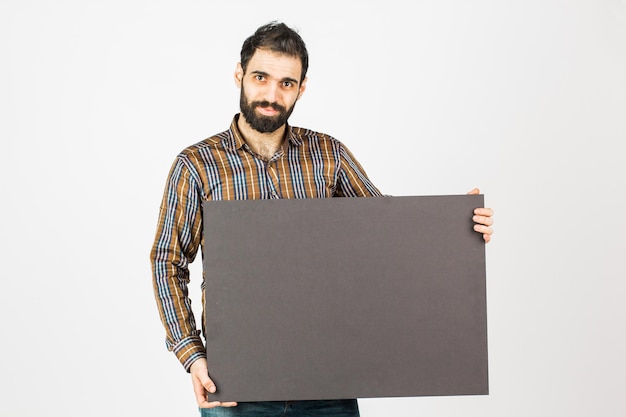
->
<box><xmin>177</xmin><ymin>129</ymin><xmax>231</xmax><ymax>159</ymax></box>
<box><xmin>289</xmin><ymin>126</ymin><xmax>342</xmax><ymax>146</ymax></box>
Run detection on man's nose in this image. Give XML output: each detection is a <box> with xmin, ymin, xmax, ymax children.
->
<box><xmin>261</xmin><ymin>83</ymin><xmax>279</xmax><ymax>103</ymax></box>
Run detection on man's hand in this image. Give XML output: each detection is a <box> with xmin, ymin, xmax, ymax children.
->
<box><xmin>467</xmin><ymin>188</ymin><xmax>494</xmax><ymax>243</ymax></box>
<box><xmin>189</xmin><ymin>358</ymin><xmax>238</xmax><ymax>409</ymax></box>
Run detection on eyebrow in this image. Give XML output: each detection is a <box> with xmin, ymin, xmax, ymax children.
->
<box><xmin>251</xmin><ymin>70</ymin><xmax>299</xmax><ymax>86</ymax></box>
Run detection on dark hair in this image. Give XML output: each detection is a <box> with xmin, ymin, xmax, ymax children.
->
<box><xmin>240</xmin><ymin>21</ymin><xmax>309</xmax><ymax>83</ymax></box>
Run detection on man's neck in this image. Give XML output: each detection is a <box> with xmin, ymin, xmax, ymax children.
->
<box><xmin>237</xmin><ymin>115</ymin><xmax>286</xmax><ymax>161</ymax></box>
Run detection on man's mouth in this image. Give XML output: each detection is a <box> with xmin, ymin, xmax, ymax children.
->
<box><xmin>256</xmin><ymin>105</ymin><xmax>280</xmax><ymax>116</ymax></box>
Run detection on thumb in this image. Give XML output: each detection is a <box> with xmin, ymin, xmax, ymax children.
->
<box><xmin>190</xmin><ymin>358</ymin><xmax>217</xmax><ymax>399</ymax></box>
<box><xmin>197</xmin><ymin>370</ymin><xmax>217</xmax><ymax>394</ymax></box>
<box><xmin>467</xmin><ymin>188</ymin><xmax>480</xmax><ymax>195</ymax></box>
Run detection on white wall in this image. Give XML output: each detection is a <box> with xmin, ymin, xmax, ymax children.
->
<box><xmin>1</xmin><ymin>1</ymin><xmax>624</xmax><ymax>416</ymax></box>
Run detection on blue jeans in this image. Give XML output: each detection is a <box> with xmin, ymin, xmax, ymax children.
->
<box><xmin>199</xmin><ymin>399</ymin><xmax>359</xmax><ymax>417</ymax></box>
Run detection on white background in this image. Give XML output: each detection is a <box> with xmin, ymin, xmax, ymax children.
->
<box><xmin>1</xmin><ymin>0</ymin><xmax>625</xmax><ymax>416</ymax></box>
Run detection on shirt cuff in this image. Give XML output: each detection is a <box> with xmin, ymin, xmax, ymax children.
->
<box><xmin>172</xmin><ymin>336</ymin><xmax>206</xmax><ymax>372</ymax></box>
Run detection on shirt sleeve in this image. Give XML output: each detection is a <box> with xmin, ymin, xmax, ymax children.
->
<box><xmin>335</xmin><ymin>142</ymin><xmax>383</xmax><ymax>197</ymax></box>
<box><xmin>150</xmin><ymin>155</ymin><xmax>206</xmax><ymax>371</ymax></box>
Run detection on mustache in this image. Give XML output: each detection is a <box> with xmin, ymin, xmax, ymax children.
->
<box><xmin>252</xmin><ymin>101</ymin><xmax>287</xmax><ymax>112</ymax></box>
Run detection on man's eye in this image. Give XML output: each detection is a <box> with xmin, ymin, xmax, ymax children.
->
<box><xmin>283</xmin><ymin>81</ymin><xmax>292</xmax><ymax>88</ymax></box>
<box><xmin>255</xmin><ymin>75</ymin><xmax>265</xmax><ymax>81</ymax></box>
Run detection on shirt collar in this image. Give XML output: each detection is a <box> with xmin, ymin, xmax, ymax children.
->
<box><xmin>224</xmin><ymin>114</ymin><xmax>304</xmax><ymax>151</ymax></box>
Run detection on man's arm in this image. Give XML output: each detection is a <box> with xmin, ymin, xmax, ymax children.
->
<box><xmin>334</xmin><ymin>143</ymin><xmax>494</xmax><ymax>241</ymax></box>
<box><xmin>150</xmin><ymin>157</ymin><xmax>206</xmax><ymax>369</ymax></box>
<box><xmin>150</xmin><ymin>156</ymin><xmax>238</xmax><ymax>409</ymax></box>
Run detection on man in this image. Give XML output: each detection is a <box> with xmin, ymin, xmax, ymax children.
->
<box><xmin>150</xmin><ymin>21</ymin><xmax>494</xmax><ymax>417</ymax></box>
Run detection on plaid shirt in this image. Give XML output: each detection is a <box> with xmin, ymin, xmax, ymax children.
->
<box><xmin>150</xmin><ymin>115</ymin><xmax>382</xmax><ymax>370</ymax></box>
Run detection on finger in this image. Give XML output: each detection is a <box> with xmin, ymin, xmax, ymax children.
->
<box><xmin>202</xmin><ymin>401</ymin><xmax>223</xmax><ymax>409</ymax></box>
<box><xmin>198</xmin><ymin>400</ymin><xmax>216</xmax><ymax>409</ymax></box>
<box><xmin>192</xmin><ymin>378</ymin><xmax>211</xmax><ymax>407</ymax></box>
<box><xmin>474</xmin><ymin>207</ymin><xmax>494</xmax><ymax>217</ymax></box>
<box><xmin>191</xmin><ymin>370</ymin><xmax>217</xmax><ymax>406</ymax></box>
<box><xmin>467</xmin><ymin>188</ymin><xmax>480</xmax><ymax>195</ymax></box>
<box><xmin>473</xmin><ymin>215</ymin><xmax>494</xmax><ymax>226</ymax></box>
<box><xmin>473</xmin><ymin>224</ymin><xmax>493</xmax><ymax>244</ymax></box>
<box><xmin>204</xmin><ymin>378</ymin><xmax>216</xmax><ymax>394</ymax></box>
<box><xmin>196</xmin><ymin>372</ymin><xmax>217</xmax><ymax>394</ymax></box>
<box><xmin>473</xmin><ymin>224</ymin><xmax>493</xmax><ymax>236</ymax></box>
<box><xmin>193</xmin><ymin>375</ymin><xmax>237</xmax><ymax>408</ymax></box>
<box><xmin>199</xmin><ymin>401</ymin><xmax>239</xmax><ymax>409</ymax></box>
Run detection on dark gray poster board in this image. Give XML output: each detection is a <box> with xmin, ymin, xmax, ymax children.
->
<box><xmin>202</xmin><ymin>195</ymin><xmax>488</xmax><ymax>402</ymax></box>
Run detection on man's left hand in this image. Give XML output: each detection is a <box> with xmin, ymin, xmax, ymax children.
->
<box><xmin>467</xmin><ymin>188</ymin><xmax>494</xmax><ymax>243</ymax></box>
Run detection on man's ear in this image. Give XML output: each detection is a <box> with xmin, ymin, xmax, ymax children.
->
<box><xmin>297</xmin><ymin>76</ymin><xmax>307</xmax><ymax>100</ymax></box>
<box><xmin>234</xmin><ymin>63</ymin><xmax>244</xmax><ymax>88</ymax></box>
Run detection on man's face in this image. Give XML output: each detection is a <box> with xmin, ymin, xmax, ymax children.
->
<box><xmin>235</xmin><ymin>49</ymin><xmax>307</xmax><ymax>133</ymax></box>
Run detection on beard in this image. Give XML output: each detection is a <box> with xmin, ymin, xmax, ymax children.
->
<box><xmin>239</xmin><ymin>85</ymin><xmax>297</xmax><ymax>133</ymax></box>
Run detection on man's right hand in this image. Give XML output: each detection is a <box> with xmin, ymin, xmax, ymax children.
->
<box><xmin>190</xmin><ymin>358</ymin><xmax>238</xmax><ymax>409</ymax></box>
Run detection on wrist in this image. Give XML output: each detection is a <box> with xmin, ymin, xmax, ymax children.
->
<box><xmin>190</xmin><ymin>357</ymin><xmax>208</xmax><ymax>373</ymax></box>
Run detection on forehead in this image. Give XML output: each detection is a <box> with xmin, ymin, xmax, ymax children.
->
<box><xmin>246</xmin><ymin>49</ymin><xmax>303</xmax><ymax>82</ymax></box>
